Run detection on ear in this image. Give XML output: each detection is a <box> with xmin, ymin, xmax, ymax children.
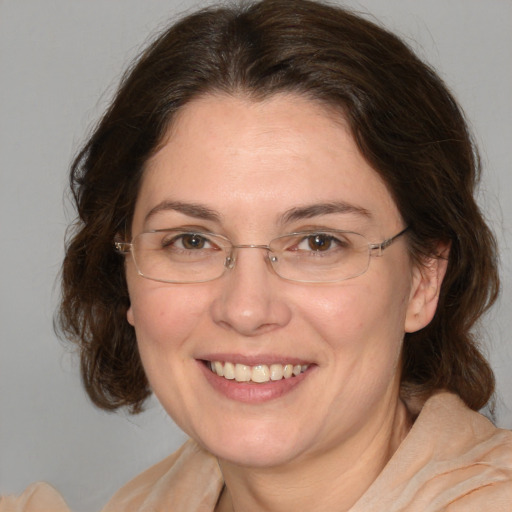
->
<box><xmin>405</xmin><ymin>244</ymin><xmax>450</xmax><ymax>333</ymax></box>
<box><xmin>127</xmin><ymin>305</ymin><xmax>135</xmax><ymax>326</ymax></box>
<box><xmin>117</xmin><ymin>231</ymin><xmax>136</xmax><ymax>328</ymax></box>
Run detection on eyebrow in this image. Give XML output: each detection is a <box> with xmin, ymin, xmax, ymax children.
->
<box><xmin>144</xmin><ymin>199</ymin><xmax>371</xmax><ymax>226</ymax></box>
<box><xmin>144</xmin><ymin>200</ymin><xmax>221</xmax><ymax>224</ymax></box>
<box><xmin>279</xmin><ymin>202</ymin><xmax>372</xmax><ymax>224</ymax></box>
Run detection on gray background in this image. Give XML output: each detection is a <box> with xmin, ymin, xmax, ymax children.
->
<box><xmin>1</xmin><ymin>1</ymin><xmax>510</xmax><ymax>511</ymax></box>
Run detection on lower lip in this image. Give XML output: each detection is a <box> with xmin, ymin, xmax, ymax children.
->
<box><xmin>198</xmin><ymin>361</ymin><xmax>312</xmax><ymax>404</ymax></box>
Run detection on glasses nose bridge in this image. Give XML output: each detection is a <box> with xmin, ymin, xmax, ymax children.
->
<box><xmin>224</xmin><ymin>243</ymin><xmax>276</xmax><ymax>270</ymax></box>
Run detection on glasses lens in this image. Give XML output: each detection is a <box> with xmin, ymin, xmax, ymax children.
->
<box><xmin>268</xmin><ymin>231</ymin><xmax>371</xmax><ymax>282</ymax></box>
<box><xmin>129</xmin><ymin>229</ymin><xmax>372</xmax><ymax>283</ymax></box>
<box><xmin>132</xmin><ymin>231</ymin><xmax>229</xmax><ymax>283</ymax></box>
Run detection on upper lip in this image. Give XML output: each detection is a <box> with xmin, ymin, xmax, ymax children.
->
<box><xmin>197</xmin><ymin>353</ymin><xmax>313</xmax><ymax>366</ymax></box>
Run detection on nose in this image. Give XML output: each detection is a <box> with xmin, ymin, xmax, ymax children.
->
<box><xmin>210</xmin><ymin>247</ymin><xmax>292</xmax><ymax>336</ymax></box>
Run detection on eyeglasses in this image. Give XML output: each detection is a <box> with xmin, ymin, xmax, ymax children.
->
<box><xmin>115</xmin><ymin>227</ymin><xmax>408</xmax><ymax>284</ymax></box>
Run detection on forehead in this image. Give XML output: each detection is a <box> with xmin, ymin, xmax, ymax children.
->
<box><xmin>133</xmin><ymin>93</ymin><xmax>401</xmax><ymax>234</ymax></box>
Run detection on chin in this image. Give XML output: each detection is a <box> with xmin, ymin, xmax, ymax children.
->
<box><xmin>194</xmin><ymin>417</ymin><xmax>316</xmax><ymax>469</ymax></box>
<box><xmin>213</xmin><ymin>441</ymin><xmax>305</xmax><ymax>469</ymax></box>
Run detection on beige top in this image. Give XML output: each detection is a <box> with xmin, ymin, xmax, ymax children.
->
<box><xmin>2</xmin><ymin>392</ymin><xmax>511</xmax><ymax>511</ymax></box>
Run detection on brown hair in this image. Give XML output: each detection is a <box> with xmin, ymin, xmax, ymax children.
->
<box><xmin>59</xmin><ymin>0</ymin><xmax>499</xmax><ymax>413</ymax></box>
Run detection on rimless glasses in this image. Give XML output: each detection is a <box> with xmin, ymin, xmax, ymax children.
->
<box><xmin>115</xmin><ymin>227</ymin><xmax>408</xmax><ymax>284</ymax></box>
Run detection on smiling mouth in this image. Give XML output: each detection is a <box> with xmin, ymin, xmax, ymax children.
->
<box><xmin>206</xmin><ymin>361</ymin><xmax>310</xmax><ymax>383</ymax></box>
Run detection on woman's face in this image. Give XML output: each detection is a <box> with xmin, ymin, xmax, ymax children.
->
<box><xmin>126</xmin><ymin>93</ymin><xmax>431</xmax><ymax>468</ymax></box>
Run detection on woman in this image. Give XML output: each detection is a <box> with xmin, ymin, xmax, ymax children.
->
<box><xmin>2</xmin><ymin>0</ymin><xmax>511</xmax><ymax>510</ymax></box>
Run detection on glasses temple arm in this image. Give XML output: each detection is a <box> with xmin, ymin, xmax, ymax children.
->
<box><xmin>370</xmin><ymin>226</ymin><xmax>410</xmax><ymax>256</ymax></box>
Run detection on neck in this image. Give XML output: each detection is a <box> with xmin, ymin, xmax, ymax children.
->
<box><xmin>215</xmin><ymin>395</ymin><xmax>411</xmax><ymax>512</ymax></box>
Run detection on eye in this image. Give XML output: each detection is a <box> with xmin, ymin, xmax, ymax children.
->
<box><xmin>302</xmin><ymin>234</ymin><xmax>333</xmax><ymax>252</ymax></box>
<box><xmin>296</xmin><ymin>233</ymin><xmax>347</xmax><ymax>252</ymax></box>
<box><xmin>180</xmin><ymin>233</ymin><xmax>208</xmax><ymax>250</ymax></box>
<box><xmin>162</xmin><ymin>233</ymin><xmax>215</xmax><ymax>250</ymax></box>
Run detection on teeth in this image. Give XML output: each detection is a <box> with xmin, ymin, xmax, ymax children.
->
<box><xmin>213</xmin><ymin>361</ymin><xmax>224</xmax><ymax>377</ymax></box>
<box><xmin>252</xmin><ymin>364</ymin><xmax>270</xmax><ymax>383</ymax></box>
<box><xmin>235</xmin><ymin>364</ymin><xmax>251</xmax><ymax>382</ymax></box>
<box><xmin>270</xmin><ymin>364</ymin><xmax>283</xmax><ymax>381</ymax></box>
<box><xmin>224</xmin><ymin>362</ymin><xmax>235</xmax><ymax>380</ymax></box>
<box><xmin>209</xmin><ymin>361</ymin><xmax>309</xmax><ymax>383</ymax></box>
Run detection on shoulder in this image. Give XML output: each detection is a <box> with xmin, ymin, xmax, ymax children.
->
<box><xmin>0</xmin><ymin>483</ymin><xmax>70</xmax><ymax>512</ymax></box>
<box><xmin>414</xmin><ymin>391</ymin><xmax>512</xmax><ymax>461</ymax></box>
<box><xmin>412</xmin><ymin>390</ymin><xmax>511</xmax><ymax>434</ymax></box>
<box><xmin>101</xmin><ymin>438</ymin><xmax>224</xmax><ymax>512</ymax></box>
<box><xmin>411</xmin><ymin>392</ymin><xmax>512</xmax><ymax>510</ymax></box>
<box><xmin>350</xmin><ymin>391</ymin><xmax>512</xmax><ymax>511</ymax></box>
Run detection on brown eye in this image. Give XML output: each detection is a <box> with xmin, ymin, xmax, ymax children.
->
<box><xmin>161</xmin><ymin>233</ymin><xmax>212</xmax><ymax>250</ymax></box>
<box><xmin>180</xmin><ymin>234</ymin><xmax>207</xmax><ymax>249</ymax></box>
<box><xmin>307</xmin><ymin>234</ymin><xmax>333</xmax><ymax>251</ymax></box>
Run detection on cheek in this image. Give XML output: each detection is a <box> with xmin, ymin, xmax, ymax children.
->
<box><xmin>300</xmin><ymin>281</ymin><xmax>406</xmax><ymax>342</ymax></box>
<box><xmin>127</xmin><ymin>283</ymin><xmax>209</xmax><ymax>356</ymax></box>
<box><xmin>297</xmin><ymin>274</ymin><xmax>411</xmax><ymax>382</ymax></box>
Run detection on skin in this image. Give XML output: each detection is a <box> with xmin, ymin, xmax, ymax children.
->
<box><xmin>125</xmin><ymin>93</ymin><xmax>446</xmax><ymax>512</ymax></box>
